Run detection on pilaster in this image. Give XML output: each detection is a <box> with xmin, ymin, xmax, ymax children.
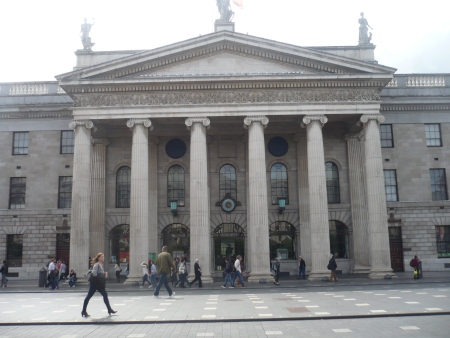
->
<box><xmin>302</xmin><ymin>115</ymin><xmax>330</xmax><ymax>280</ymax></box>
<box><xmin>69</xmin><ymin>120</ymin><xmax>93</xmax><ymax>279</ymax></box>
<box><xmin>360</xmin><ymin>114</ymin><xmax>395</xmax><ymax>278</ymax></box>
<box><xmin>344</xmin><ymin>132</ymin><xmax>370</xmax><ymax>273</ymax></box>
<box><xmin>90</xmin><ymin>138</ymin><xmax>109</xmax><ymax>259</ymax></box>
<box><xmin>148</xmin><ymin>136</ymin><xmax>160</xmax><ymax>258</ymax></box>
<box><xmin>186</xmin><ymin>117</ymin><xmax>213</xmax><ymax>283</ymax></box>
<box><xmin>243</xmin><ymin>116</ymin><xmax>273</xmax><ymax>282</ymax></box>
<box><xmin>124</xmin><ymin>118</ymin><xmax>153</xmax><ymax>284</ymax></box>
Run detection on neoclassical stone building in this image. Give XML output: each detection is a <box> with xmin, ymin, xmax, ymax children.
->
<box><xmin>1</xmin><ymin>22</ymin><xmax>449</xmax><ymax>281</ymax></box>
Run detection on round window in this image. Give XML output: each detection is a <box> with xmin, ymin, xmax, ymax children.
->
<box><xmin>165</xmin><ymin>138</ymin><xmax>187</xmax><ymax>159</ymax></box>
<box><xmin>268</xmin><ymin>137</ymin><xmax>289</xmax><ymax>157</ymax></box>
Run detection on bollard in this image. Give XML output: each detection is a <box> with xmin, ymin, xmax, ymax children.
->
<box><xmin>39</xmin><ymin>268</ymin><xmax>47</xmax><ymax>287</ymax></box>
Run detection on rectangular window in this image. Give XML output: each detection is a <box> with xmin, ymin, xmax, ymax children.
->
<box><xmin>12</xmin><ymin>132</ymin><xmax>29</xmax><ymax>155</ymax></box>
<box><xmin>7</xmin><ymin>234</ymin><xmax>23</xmax><ymax>267</ymax></box>
<box><xmin>9</xmin><ymin>177</ymin><xmax>26</xmax><ymax>209</ymax></box>
<box><xmin>384</xmin><ymin>170</ymin><xmax>398</xmax><ymax>202</ymax></box>
<box><xmin>430</xmin><ymin>169</ymin><xmax>448</xmax><ymax>201</ymax></box>
<box><xmin>380</xmin><ymin>124</ymin><xmax>394</xmax><ymax>148</ymax></box>
<box><xmin>425</xmin><ymin>124</ymin><xmax>442</xmax><ymax>147</ymax></box>
<box><xmin>58</xmin><ymin>176</ymin><xmax>73</xmax><ymax>208</ymax></box>
<box><xmin>60</xmin><ymin>130</ymin><xmax>75</xmax><ymax>154</ymax></box>
<box><xmin>436</xmin><ymin>226</ymin><xmax>450</xmax><ymax>258</ymax></box>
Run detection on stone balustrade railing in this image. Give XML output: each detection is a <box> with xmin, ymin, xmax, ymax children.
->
<box><xmin>406</xmin><ymin>76</ymin><xmax>445</xmax><ymax>87</ymax></box>
<box><xmin>9</xmin><ymin>83</ymin><xmax>49</xmax><ymax>95</ymax></box>
<box><xmin>386</xmin><ymin>78</ymin><xmax>398</xmax><ymax>87</ymax></box>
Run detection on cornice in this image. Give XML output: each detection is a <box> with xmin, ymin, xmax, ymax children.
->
<box><xmin>0</xmin><ymin>112</ymin><xmax>73</xmax><ymax>119</ymax></box>
<box><xmin>74</xmin><ymin>89</ymin><xmax>380</xmax><ymax>107</ymax></box>
<box><xmin>381</xmin><ymin>104</ymin><xmax>450</xmax><ymax>111</ymax></box>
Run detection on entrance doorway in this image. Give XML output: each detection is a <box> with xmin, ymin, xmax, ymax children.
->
<box><xmin>56</xmin><ymin>233</ymin><xmax>70</xmax><ymax>267</ymax></box>
<box><xmin>213</xmin><ymin>223</ymin><xmax>245</xmax><ymax>271</ymax></box>
<box><xmin>162</xmin><ymin>223</ymin><xmax>190</xmax><ymax>261</ymax></box>
<box><xmin>389</xmin><ymin>226</ymin><xmax>404</xmax><ymax>272</ymax></box>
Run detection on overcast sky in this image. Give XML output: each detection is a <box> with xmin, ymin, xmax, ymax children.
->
<box><xmin>1</xmin><ymin>0</ymin><xmax>449</xmax><ymax>82</ymax></box>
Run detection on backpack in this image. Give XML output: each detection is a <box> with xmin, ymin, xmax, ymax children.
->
<box><xmin>409</xmin><ymin>259</ymin><xmax>414</xmax><ymax>267</ymax></box>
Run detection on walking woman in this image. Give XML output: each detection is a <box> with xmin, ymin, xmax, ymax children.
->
<box><xmin>81</xmin><ymin>252</ymin><xmax>117</xmax><ymax>317</ymax></box>
<box><xmin>149</xmin><ymin>259</ymin><xmax>157</xmax><ymax>286</ymax></box>
<box><xmin>140</xmin><ymin>262</ymin><xmax>151</xmax><ymax>288</ymax></box>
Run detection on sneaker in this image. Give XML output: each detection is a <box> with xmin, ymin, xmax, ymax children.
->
<box><xmin>229</xmin><ymin>286</ymin><xmax>234</xmax><ymax>289</ymax></box>
<box><xmin>221</xmin><ymin>286</ymin><xmax>226</xmax><ymax>288</ymax></box>
<box><xmin>148</xmin><ymin>286</ymin><xmax>152</xmax><ymax>288</ymax></box>
<box><xmin>153</xmin><ymin>295</ymin><xmax>160</xmax><ymax>299</ymax></box>
<box><xmin>140</xmin><ymin>286</ymin><xmax>144</xmax><ymax>289</ymax></box>
<box><xmin>169</xmin><ymin>292</ymin><xmax>176</xmax><ymax>298</ymax></box>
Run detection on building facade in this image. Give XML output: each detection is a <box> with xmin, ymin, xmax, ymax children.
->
<box><xmin>1</xmin><ymin>26</ymin><xmax>449</xmax><ymax>281</ymax></box>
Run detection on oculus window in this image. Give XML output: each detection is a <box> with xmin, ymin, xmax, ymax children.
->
<box><xmin>268</xmin><ymin>136</ymin><xmax>289</xmax><ymax>157</ymax></box>
<box><xmin>165</xmin><ymin>138</ymin><xmax>187</xmax><ymax>159</ymax></box>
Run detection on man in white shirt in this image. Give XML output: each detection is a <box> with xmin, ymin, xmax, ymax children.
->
<box><xmin>234</xmin><ymin>255</ymin><xmax>245</xmax><ymax>287</ymax></box>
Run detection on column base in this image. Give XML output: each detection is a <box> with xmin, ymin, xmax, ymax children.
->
<box><xmin>247</xmin><ymin>272</ymin><xmax>274</xmax><ymax>283</ymax></box>
<box><xmin>368</xmin><ymin>268</ymin><xmax>397</xmax><ymax>279</ymax></box>
<box><xmin>353</xmin><ymin>266</ymin><xmax>371</xmax><ymax>274</ymax></box>
<box><xmin>308</xmin><ymin>270</ymin><xmax>330</xmax><ymax>281</ymax></box>
<box><xmin>122</xmin><ymin>274</ymin><xmax>141</xmax><ymax>285</ymax></box>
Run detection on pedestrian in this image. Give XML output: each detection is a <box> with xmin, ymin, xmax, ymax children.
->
<box><xmin>0</xmin><ymin>260</ymin><xmax>8</xmax><ymax>288</ymax></box>
<box><xmin>114</xmin><ymin>262</ymin><xmax>122</xmax><ymax>283</ymax></box>
<box><xmin>221</xmin><ymin>257</ymin><xmax>234</xmax><ymax>288</ymax></box>
<box><xmin>411</xmin><ymin>255</ymin><xmax>421</xmax><ymax>279</ymax></box>
<box><xmin>234</xmin><ymin>255</ymin><xmax>245</xmax><ymax>287</ymax></box>
<box><xmin>149</xmin><ymin>259</ymin><xmax>157</xmax><ymax>286</ymax></box>
<box><xmin>272</xmin><ymin>257</ymin><xmax>281</xmax><ymax>285</ymax></box>
<box><xmin>327</xmin><ymin>254</ymin><xmax>338</xmax><ymax>282</ymax></box>
<box><xmin>189</xmin><ymin>259</ymin><xmax>203</xmax><ymax>288</ymax></box>
<box><xmin>140</xmin><ymin>262</ymin><xmax>151</xmax><ymax>288</ymax></box>
<box><xmin>60</xmin><ymin>261</ymin><xmax>67</xmax><ymax>281</ymax></box>
<box><xmin>177</xmin><ymin>257</ymin><xmax>189</xmax><ymax>288</ymax></box>
<box><xmin>297</xmin><ymin>256</ymin><xmax>306</xmax><ymax>280</ymax></box>
<box><xmin>153</xmin><ymin>246</ymin><xmax>176</xmax><ymax>299</ymax></box>
<box><xmin>69</xmin><ymin>269</ymin><xmax>77</xmax><ymax>287</ymax></box>
<box><xmin>81</xmin><ymin>252</ymin><xmax>117</xmax><ymax>317</ymax></box>
<box><xmin>172</xmin><ymin>257</ymin><xmax>180</xmax><ymax>287</ymax></box>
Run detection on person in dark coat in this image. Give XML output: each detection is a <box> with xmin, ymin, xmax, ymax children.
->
<box><xmin>328</xmin><ymin>254</ymin><xmax>338</xmax><ymax>282</ymax></box>
<box><xmin>189</xmin><ymin>259</ymin><xmax>203</xmax><ymax>288</ymax></box>
<box><xmin>297</xmin><ymin>256</ymin><xmax>306</xmax><ymax>280</ymax></box>
<box><xmin>0</xmin><ymin>260</ymin><xmax>8</xmax><ymax>288</ymax></box>
<box><xmin>272</xmin><ymin>258</ymin><xmax>281</xmax><ymax>285</ymax></box>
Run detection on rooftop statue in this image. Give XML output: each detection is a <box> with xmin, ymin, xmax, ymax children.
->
<box><xmin>358</xmin><ymin>12</ymin><xmax>372</xmax><ymax>45</ymax></box>
<box><xmin>216</xmin><ymin>0</ymin><xmax>234</xmax><ymax>22</ymax></box>
<box><xmin>80</xmin><ymin>18</ymin><xmax>95</xmax><ymax>50</ymax></box>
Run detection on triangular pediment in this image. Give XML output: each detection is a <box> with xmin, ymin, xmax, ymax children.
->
<box><xmin>57</xmin><ymin>31</ymin><xmax>395</xmax><ymax>82</ymax></box>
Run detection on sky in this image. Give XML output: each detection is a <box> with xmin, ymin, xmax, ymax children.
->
<box><xmin>1</xmin><ymin>0</ymin><xmax>449</xmax><ymax>82</ymax></box>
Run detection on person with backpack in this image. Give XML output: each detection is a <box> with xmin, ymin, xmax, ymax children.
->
<box><xmin>410</xmin><ymin>255</ymin><xmax>421</xmax><ymax>279</ymax></box>
<box><xmin>272</xmin><ymin>258</ymin><xmax>281</xmax><ymax>285</ymax></box>
<box><xmin>327</xmin><ymin>254</ymin><xmax>338</xmax><ymax>282</ymax></box>
<box><xmin>221</xmin><ymin>257</ymin><xmax>235</xmax><ymax>288</ymax></box>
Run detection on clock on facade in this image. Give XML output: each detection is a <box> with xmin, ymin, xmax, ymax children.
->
<box><xmin>221</xmin><ymin>198</ymin><xmax>236</xmax><ymax>213</ymax></box>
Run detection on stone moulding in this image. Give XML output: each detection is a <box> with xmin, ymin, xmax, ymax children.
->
<box><xmin>74</xmin><ymin>89</ymin><xmax>380</xmax><ymax>107</ymax></box>
<box><xmin>185</xmin><ymin>117</ymin><xmax>211</xmax><ymax>129</ymax></box>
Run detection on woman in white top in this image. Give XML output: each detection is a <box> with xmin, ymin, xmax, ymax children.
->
<box><xmin>149</xmin><ymin>259</ymin><xmax>157</xmax><ymax>286</ymax></box>
<box><xmin>140</xmin><ymin>262</ymin><xmax>151</xmax><ymax>288</ymax></box>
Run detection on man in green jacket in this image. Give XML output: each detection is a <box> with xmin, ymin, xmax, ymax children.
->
<box><xmin>153</xmin><ymin>246</ymin><xmax>176</xmax><ymax>298</ymax></box>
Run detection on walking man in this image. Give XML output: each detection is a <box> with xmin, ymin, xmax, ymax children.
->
<box><xmin>328</xmin><ymin>254</ymin><xmax>338</xmax><ymax>282</ymax></box>
<box><xmin>297</xmin><ymin>256</ymin><xmax>306</xmax><ymax>280</ymax></box>
<box><xmin>221</xmin><ymin>257</ymin><xmax>234</xmax><ymax>288</ymax></box>
<box><xmin>234</xmin><ymin>255</ymin><xmax>245</xmax><ymax>287</ymax></box>
<box><xmin>153</xmin><ymin>246</ymin><xmax>176</xmax><ymax>299</ymax></box>
<box><xmin>189</xmin><ymin>259</ymin><xmax>203</xmax><ymax>288</ymax></box>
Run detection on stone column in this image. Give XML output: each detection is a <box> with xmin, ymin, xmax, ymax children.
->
<box><xmin>69</xmin><ymin>120</ymin><xmax>93</xmax><ymax>278</ymax></box>
<box><xmin>125</xmin><ymin>118</ymin><xmax>153</xmax><ymax>284</ymax></box>
<box><xmin>344</xmin><ymin>132</ymin><xmax>370</xmax><ymax>273</ymax></box>
<box><xmin>89</xmin><ymin>138</ymin><xmax>109</xmax><ymax>259</ymax></box>
<box><xmin>360</xmin><ymin>115</ymin><xmax>394</xmax><ymax>278</ymax></box>
<box><xmin>148</xmin><ymin>137</ymin><xmax>159</xmax><ymax>258</ymax></box>
<box><xmin>294</xmin><ymin>133</ymin><xmax>311</xmax><ymax>271</ymax></box>
<box><xmin>244</xmin><ymin>116</ymin><xmax>272</xmax><ymax>282</ymax></box>
<box><xmin>186</xmin><ymin>117</ymin><xmax>213</xmax><ymax>283</ymax></box>
<box><xmin>302</xmin><ymin>115</ymin><xmax>330</xmax><ymax>280</ymax></box>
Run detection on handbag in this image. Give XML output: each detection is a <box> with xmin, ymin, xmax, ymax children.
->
<box><xmin>84</xmin><ymin>269</ymin><xmax>93</xmax><ymax>282</ymax></box>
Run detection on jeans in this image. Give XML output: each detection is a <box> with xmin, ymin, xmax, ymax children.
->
<box><xmin>178</xmin><ymin>273</ymin><xmax>188</xmax><ymax>287</ymax></box>
<box><xmin>150</xmin><ymin>273</ymin><xmax>157</xmax><ymax>285</ymax></box>
<box><xmin>234</xmin><ymin>271</ymin><xmax>244</xmax><ymax>287</ymax></box>
<box><xmin>82</xmin><ymin>283</ymin><xmax>112</xmax><ymax>312</ymax></box>
<box><xmin>115</xmin><ymin>271</ymin><xmax>121</xmax><ymax>282</ymax></box>
<box><xmin>298</xmin><ymin>268</ymin><xmax>306</xmax><ymax>279</ymax></box>
<box><xmin>154</xmin><ymin>273</ymin><xmax>173</xmax><ymax>296</ymax></box>
<box><xmin>223</xmin><ymin>272</ymin><xmax>234</xmax><ymax>287</ymax></box>
<box><xmin>142</xmin><ymin>274</ymin><xmax>151</xmax><ymax>287</ymax></box>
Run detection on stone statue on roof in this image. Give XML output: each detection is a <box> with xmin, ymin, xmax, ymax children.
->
<box><xmin>216</xmin><ymin>0</ymin><xmax>234</xmax><ymax>22</ymax></box>
<box><xmin>358</xmin><ymin>12</ymin><xmax>373</xmax><ymax>45</ymax></box>
<box><xmin>80</xmin><ymin>18</ymin><xmax>95</xmax><ymax>50</ymax></box>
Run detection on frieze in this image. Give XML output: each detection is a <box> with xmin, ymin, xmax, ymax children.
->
<box><xmin>74</xmin><ymin>89</ymin><xmax>380</xmax><ymax>107</ymax></box>
<box><xmin>0</xmin><ymin>112</ymin><xmax>73</xmax><ymax>119</ymax></box>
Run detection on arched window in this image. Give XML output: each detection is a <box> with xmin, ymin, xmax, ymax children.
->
<box><xmin>269</xmin><ymin>221</ymin><xmax>296</xmax><ymax>259</ymax></box>
<box><xmin>162</xmin><ymin>223</ymin><xmax>190</xmax><ymax>260</ymax></box>
<box><xmin>326</xmin><ymin>162</ymin><xmax>340</xmax><ymax>203</ymax></box>
<box><xmin>329</xmin><ymin>220</ymin><xmax>349</xmax><ymax>258</ymax></box>
<box><xmin>116</xmin><ymin>166</ymin><xmax>131</xmax><ymax>208</ymax></box>
<box><xmin>168</xmin><ymin>165</ymin><xmax>185</xmax><ymax>207</ymax></box>
<box><xmin>109</xmin><ymin>224</ymin><xmax>129</xmax><ymax>264</ymax></box>
<box><xmin>270</xmin><ymin>163</ymin><xmax>289</xmax><ymax>205</ymax></box>
<box><xmin>219</xmin><ymin>164</ymin><xmax>237</xmax><ymax>200</ymax></box>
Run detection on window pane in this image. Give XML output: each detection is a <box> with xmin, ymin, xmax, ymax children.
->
<box><xmin>270</xmin><ymin>163</ymin><xmax>288</xmax><ymax>205</ymax></box>
<box><xmin>430</xmin><ymin>169</ymin><xmax>448</xmax><ymax>201</ymax></box>
<box><xmin>383</xmin><ymin>170</ymin><xmax>398</xmax><ymax>202</ymax></box>
<box><xmin>380</xmin><ymin>125</ymin><xmax>393</xmax><ymax>148</ymax></box>
<box><xmin>13</xmin><ymin>132</ymin><xmax>29</xmax><ymax>155</ymax></box>
<box><xmin>326</xmin><ymin>162</ymin><xmax>340</xmax><ymax>204</ymax></box>
<box><xmin>425</xmin><ymin>124</ymin><xmax>442</xmax><ymax>147</ymax></box>
<box><xmin>116</xmin><ymin>167</ymin><xmax>131</xmax><ymax>208</ymax></box>
<box><xmin>219</xmin><ymin>164</ymin><xmax>237</xmax><ymax>200</ymax></box>
<box><xmin>7</xmin><ymin>234</ymin><xmax>23</xmax><ymax>267</ymax></box>
<box><xmin>61</xmin><ymin>131</ymin><xmax>75</xmax><ymax>154</ymax></box>
<box><xmin>436</xmin><ymin>226</ymin><xmax>450</xmax><ymax>258</ymax></box>
<box><xmin>9</xmin><ymin>177</ymin><xmax>26</xmax><ymax>209</ymax></box>
<box><xmin>58</xmin><ymin>176</ymin><xmax>72</xmax><ymax>208</ymax></box>
<box><xmin>168</xmin><ymin>165</ymin><xmax>185</xmax><ymax>207</ymax></box>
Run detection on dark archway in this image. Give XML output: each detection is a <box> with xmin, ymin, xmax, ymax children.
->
<box><xmin>109</xmin><ymin>224</ymin><xmax>130</xmax><ymax>264</ymax></box>
<box><xmin>213</xmin><ymin>223</ymin><xmax>245</xmax><ymax>271</ymax></box>
<box><xmin>269</xmin><ymin>221</ymin><xmax>296</xmax><ymax>260</ymax></box>
<box><xmin>162</xmin><ymin>223</ymin><xmax>190</xmax><ymax>261</ymax></box>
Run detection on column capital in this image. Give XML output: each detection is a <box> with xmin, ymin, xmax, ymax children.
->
<box><xmin>185</xmin><ymin>117</ymin><xmax>210</xmax><ymax>130</ymax></box>
<box><xmin>91</xmin><ymin>138</ymin><xmax>110</xmax><ymax>146</ymax></box>
<box><xmin>127</xmin><ymin>118</ymin><xmax>153</xmax><ymax>130</ymax></box>
<box><xmin>301</xmin><ymin>115</ymin><xmax>327</xmax><ymax>128</ymax></box>
<box><xmin>343</xmin><ymin>132</ymin><xmax>364</xmax><ymax>141</ymax></box>
<box><xmin>69</xmin><ymin>120</ymin><xmax>94</xmax><ymax>130</ymax></box>
<box><xmin>243</xmin><ymin>116</ymin><xmax>269</xmax><ymax>129</ymax></box>
<box><xmin>360</xmin><ymin>114</ymin><xmax>385</xmax><ymax>124</ymax></box>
